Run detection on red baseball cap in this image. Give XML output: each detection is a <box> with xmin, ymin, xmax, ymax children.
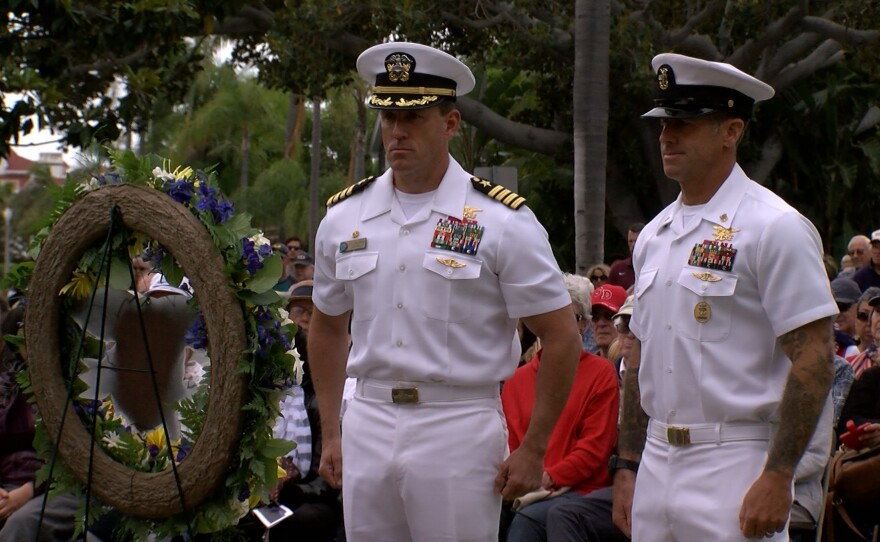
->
<box><xmin>590</xmin><ymin>284</ymin><xmax>628</xmax><ymax>313</ymax></box>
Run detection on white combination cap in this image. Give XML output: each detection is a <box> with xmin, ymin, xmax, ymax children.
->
<box><xmin>357</xmin><ymin>42</ymin><xmax>475</xmax><ymax>110</ymax></box>
<box><xmin>642</xmin><ymin>53</ymin><xmax>774</xmax><ymax>119</ymax></box>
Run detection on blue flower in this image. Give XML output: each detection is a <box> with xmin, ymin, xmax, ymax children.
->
<box><xmin>176</xmin><ymin>441</ymin><xmax>192</xmax><ymax>462</ymax></box>
<box><xmin>185</xmin><ymin>313</ymin><xmax>208</xmax><ymax>350</ymax></box>
<box><xmin>242</xmin><ymin>238</ymin><xmax>264</xmax><ymax>276</ymax></box>
<box><xmin>93</xmin><ymin>172</ymin><xmax>121</xmax><ymax>186</ymax></box>
<box><xmin>195</xmin><ymin>183</ymin><xmax>234</xmax><ymax>224</ymax></box>
<box><xmin>148</xmin><ymin>444</ymin><xmax>160</xmax><ymax>458</ymax></box>
<box><xmin>163</xmin><ymin>179</ymin><xmax>194</xmax><ymax>204</ymax></box>
<box><xmin>237</xmin><ymin>486</ymin><xmax>250</xmax><ymax>502</ymax></box>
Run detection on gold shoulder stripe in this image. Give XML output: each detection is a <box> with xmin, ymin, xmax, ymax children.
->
<box><xmin>470</xmin><ymin>177</ymin><xmax>526</xmax><ymax>210</ymax></box>
<box><xmin>326</xmin><ymin>176</ymin><xmax>377</xmax><ymax>207</ymax></box>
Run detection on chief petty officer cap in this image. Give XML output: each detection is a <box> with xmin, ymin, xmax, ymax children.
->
<box><xmin>642</xmin><ymin>53</ymin><xmax>775</xmax><ymax>120</ymax></box>
<box><xmin>357</xmin><ymin>41</ymin><xmax>475</xmax><ymax>110</ymax></box>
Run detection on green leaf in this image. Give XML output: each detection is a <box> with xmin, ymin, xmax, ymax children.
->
<box><xmin>159</xmin><ymin>257</ymin><xmax>184</xmax><ymax>289</ymax></box>
<box><xmin>108</xmin><ymin>257</ymin><xmax>133</xmax><ymax>290</ymax></box>
<box><xmin>245</xmin><ymin>254</ymin><xmax>282</xmax><ymax>294</ymax></box>
<box><xmin>258</xmin><ymin>438</ymin><xmax>295</xmax><ymax>459</ymax></box>
<box><xmin>240</xmin><ymin>289</ymin><xmax>286</xmax><ymax>307</ymax></box>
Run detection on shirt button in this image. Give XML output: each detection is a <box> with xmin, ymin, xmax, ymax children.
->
<box><xmin>665</xmin><ymin>280</ymin><xmax>672</xmax><ymax>287</ymax></box>
<box><xmin>446</xmin><ymin>269</ymin><xmax>453</xmax><ymax>276</ymax></box>
<box><xmin>666</xmin><ymin>324</ymin><xmax>672</xmax><ymax>330</ymax></box>
<box><xmin>666</xmin><ymin>367</ymin><xmax>673</xmax><ymax>374</ymax></box>
<box><xmin>397</xmin><ymin>303</ymin><xmax>403</xmax><ymax>309</ymax></box>
<box><xmin>399</xmin><ymin>265</ymin><xmax>406</xmax><ymax>272</ymax></box>
<box><xmin>396</xmin><ymin>340</ymin><xmax>403</xmax><ymax>347</ymax></box>
<box><xmin>348</xmin><ymin>268</ymin><xmax>354</xmax><ymax>277</ymax></box>
<box><xmin>669</xmin><ymin>410</ymin><xmax>676</xmax><ymax>417</ymax></box>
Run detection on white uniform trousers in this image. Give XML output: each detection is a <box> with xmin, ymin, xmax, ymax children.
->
<box><xmin>632</xmin><ymin>433</ymin><xmax>791</xmax><ymax>541</ymax></box>
<box><xmin>341</xmin><ymin>392</ymin><xmax>508</xmax><ymax>542</ymax></box>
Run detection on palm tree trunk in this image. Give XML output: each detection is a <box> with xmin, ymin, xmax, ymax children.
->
<box><xmin>573</xmin><ymin>0</ymin><xmax>610</xmax><ymax>274</ymax></box>
<box><xmin>309</xmin><ymin>97</ymin><xmax>321</xmax><ymax>251</ymax></box>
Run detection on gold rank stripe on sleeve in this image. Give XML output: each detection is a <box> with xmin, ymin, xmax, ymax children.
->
<box><xmin>326</xmin><ymin>176</ymin><xmax>377</xmax><ymax>207</ymax></box>
<box><xmin>469</xmin><ymin>177</ymin><xmax>526</xmax><ymax>210</ymax></box>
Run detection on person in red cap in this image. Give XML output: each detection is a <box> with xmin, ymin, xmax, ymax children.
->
<box><xmin>590</xmin><ymin>284</ymin><xmax>628</xmax><ymax>361</ymax></box>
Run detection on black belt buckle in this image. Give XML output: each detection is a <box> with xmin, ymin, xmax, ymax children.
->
<box><xmin>391</xmin><ymin>387</ymin><xmax>419</xmax><ymax>404</ymax></box>
<box><xmin>666</xmin><ymin>426</ymin><xmax>691</xmax><ymax>446</ymax></box>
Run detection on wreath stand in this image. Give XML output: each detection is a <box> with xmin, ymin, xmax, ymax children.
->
<box><xmin>24</xmin><ymin>185</ymin><xmax>248</xmax><ymax>535</ymax></box>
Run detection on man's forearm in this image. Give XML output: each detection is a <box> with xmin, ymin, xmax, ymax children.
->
<box><xmin>618</xmin><ymin>363</ymin><xmax>648</xmax><ymax>461</ymax></box>
<box><xmin>308</xmin><ymin>311</ymin><xmax>352</xmax><ymax>440</ymax></box>
<box><xmin>767</xmin><ymin>318</ymin><xmax>834</xmax><ymax>475</ymax></box>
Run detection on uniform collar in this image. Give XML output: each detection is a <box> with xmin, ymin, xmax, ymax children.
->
<box><xmin>359</xmin><ymin>155</ymin><xmax>468</xmax><ymax>222</ymax></box>
<box><xmin>657</xmin><ymin>163</ymin><xmax>749</xmax><ymax>234</ymax></box>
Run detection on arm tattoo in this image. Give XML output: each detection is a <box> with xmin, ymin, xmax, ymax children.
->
<box><xmin>766</xmin><ymin>319</ymin><xmax>834</xmax><ymax>474</ymax></box>
<box><xmin>618</xmin><ymin>365</ymin><xmax>649</xmax><ymax>458</ymax></box>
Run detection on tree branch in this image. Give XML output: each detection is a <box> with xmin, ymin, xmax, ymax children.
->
<box><xmin>800</xmin><ymin>16</ymin><xmax>879</xmax><ymax>46</ymax></box>
<box><xmin>728</xmin><ymin>5</ymin><xmax>806</xmax><ymax>68</ymax></box>
<box><xmin>771</xmin><ymin>39</ymin><xmax>844</xmax><ymax>92</ymax></box>
<box><xmin>675</xmin><ymin>34</ymin><xmax>722</xmax><ymax>60</ymax></box>
<box><xmin>744</xmin><ymin>131</ymin><xmax>782</xmax><ymax>185</ymax></box>
<box><xmin>855</xmin><ymin>106</ymin><xmax>880</xmax><ymax>138</ymax></box>
<box><xmin>665</xmin><ymin>0</ymin><xmax>725</xmax><ymax>49</ymax></box>
<box><xmin>764</xmin><ymin>32</ymin><xmax>823</xmax><ymax>77</ymax></box>
<box><xmin>456</xmin><ymin>96</ymin><xmax>570</xmax><ymax>157</ymax></box>
<box><xmin>212</xmin><ymin>4</ymin><xmax>275</xmax><ymax>36</ymax></box>
<box><xmin>69</xmin><ymin>46</ymin><xmax>151</xmax><ymax>75</ymax></box>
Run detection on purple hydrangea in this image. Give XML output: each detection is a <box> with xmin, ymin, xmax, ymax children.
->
<box><xmin>163</xmin><ymin>178</ymin><xmax>194</xmax><ymax>204</ymax></box>
<box><xmin>242</xmin><ymin>238</ymin><xmax>264</xmax><ymax>276</ymax></box>
<box><xmin>93</xmin><ymin>172</ymin><xmax>121</xmax><ymax>185</ymax></box>
<box><xmin>176</xmin><ymin>441</ymin><xmax>192</xmax><ymax>462</ymax></box>
<box><xmin>195</xmin><ymin>183</ymin><xmax>234</xmax><ymax>224</ymax></box>
<box><xmin>185</xmin><ymin>313</ymin><xmax>208</xmax><ymax>350</ymax></box>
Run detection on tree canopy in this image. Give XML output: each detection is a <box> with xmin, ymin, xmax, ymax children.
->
<box><xmin>3</xmin><ymin>1</ymin><xmax>880</xmax><ymax>268</ymax></box>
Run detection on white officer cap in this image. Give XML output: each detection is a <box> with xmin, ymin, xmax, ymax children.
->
<box><xmin>642</xmin><ymin>53</ymin><xmax>775</xmax><ymax>119</ymax></box>
<box><xmin>357</xmin><ymin>42</ymin><xmax>475</xmax><ymax>110</ymax></box>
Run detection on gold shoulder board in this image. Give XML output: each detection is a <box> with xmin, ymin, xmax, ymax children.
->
<box><xmin>326</xmin><ymin>176</ymin><xmax>377</xmax><ymax>207</ymax></box>
<box><xmin>470</xmin><ymin>177</ymin><xmax>526</xmax><ymax>210</ymax></box>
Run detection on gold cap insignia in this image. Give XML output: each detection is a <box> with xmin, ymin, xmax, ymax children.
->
<box><xmin>658</xmin><ymin>66</ymin><xmax>670</xmax><ymax>90</ymax></box>
<box><xmin>385</xmin><ymin>53</ymin><xmax>414</xmax><ymax>83</ymax></box>
<box><xmin>436</xmin><ymin>256</ymin><xmax>466</xmax><ymax>268</ymax></box>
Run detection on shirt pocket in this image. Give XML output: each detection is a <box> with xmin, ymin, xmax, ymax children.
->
<box><xmin>419</xmin><ymin>250</ymin><xmax>482</xmax><ymax>322</ymax></box>
<box><xmin>676</xmin><ymin>268</ymin><xmax>738</xmax><ymax>342</ymax></box>
<box><xmin>633</xmin><ymin>267</ymin><xmax>658</xmax><ymax>337</ymax></box>
<box><xmin>335</xmin><ymin>251</ymin><xmax>379</xmax><ymax>321</ymax></box>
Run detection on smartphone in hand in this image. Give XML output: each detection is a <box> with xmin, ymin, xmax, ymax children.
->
<box><xmin>252</xmin><ymin>503</ymin><xmax>294</xmax><ymax>528</ymax></box>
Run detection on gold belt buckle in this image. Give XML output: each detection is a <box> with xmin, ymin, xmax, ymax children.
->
<box><xmin>666</xmin><ymin>426</ymin><xmax>691</xmax><ymax>446</ymax></box>
<box><xmin>391</xmin><ymin>387</ymin><xmax>420</xmax><ymax>404</ymax></box>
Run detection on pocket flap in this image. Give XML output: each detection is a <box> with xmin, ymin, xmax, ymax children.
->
<box><xmin>335</xmin><ymin>252</ymin><xmax>379</xmax><ymax>281</ymax></box>
<box><xmin>422</xmin><ymin>251</ymin><xmax>482</xmax><ymax>280</ymax></box>
<box><xmin>677</xmin><ymin>268</ymin><xmax>738</xmax><ymax>297</ymax></box>
<box><xmin>635</xmin><ymin>268</ymin><xmax>658</xmax><ymax>299</ymax></box>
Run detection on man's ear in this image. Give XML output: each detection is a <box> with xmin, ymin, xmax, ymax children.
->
<box><xmin>445</xmin><ymin>109</ymin><xmax>461</xmax><ymax>137</ymax></box>
<box><xmin>724</xmin><ymin>118</ymin><xmax>746</xmax><ymax>147</ymax></box>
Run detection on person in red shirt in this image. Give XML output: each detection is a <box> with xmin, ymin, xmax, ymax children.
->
<box><xmin>501</xmin><ymin>274</ymin><xmax>619</xmax><ymax>541</ymax></box>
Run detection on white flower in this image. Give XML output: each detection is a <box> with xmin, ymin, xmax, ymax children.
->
<box><xmin>277</xmin><ymin>308</ymin><xmax>294</xmax><ymax>326</ymax></box>
<box><xmin>287</xmin><ymin>347</ymin><xmax>304</xmax><ymax>386</ymax></box>
<box><xmin>102</xmin><ymin>432</ymin><xmax>125</xmax><ymax>449</ymax></box>
<box><xmin>151</xmin><ymin>166</ymin><xmax>176</xmax><ymax>182</ymax></box>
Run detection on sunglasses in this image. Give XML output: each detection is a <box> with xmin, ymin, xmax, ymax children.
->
<box><xmin>288</xmin><ymin>244</ymin><xmax>302</xmax><ymax>251</ymax></box>
<box><xmin>838</xmin><ymin>302</ymin><xmax>853</xmax><ymax>313</ymax></box>
<box><xmin>590</xmin><ymin>274</ymin><xmax>608</xmax><ymax>282</ymax></box>
<box><xmin>858</xmin><ymin>311</ymin><xmax>872</xmax><ymax>322</ymax></box>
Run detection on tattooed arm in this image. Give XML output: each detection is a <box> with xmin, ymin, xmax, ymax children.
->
<box><xmin>612</xmin><ymin>337</ymin><xmax>649</xmax><ymax>538</ymax></box>
<box><xmin>738</xmin><ymin>317</ymin><xmax>834</xmax><ymax>539</ymax></box>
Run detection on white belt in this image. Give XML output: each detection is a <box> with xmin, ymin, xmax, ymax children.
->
<box><xmin>356</xmin><ymin>379</ymin><xmax>499</xmax><ymax>405</ymax></box>
<box><xmin>649</xmin><ymin>419</ymin><xmax>771</xmax><ymax>446</ymax></box>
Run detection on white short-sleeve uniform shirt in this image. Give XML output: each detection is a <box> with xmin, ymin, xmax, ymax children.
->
<box><xmin>631</xmin><ymin>164</ymin><xmax>837</xmax><ymax>424</ymax></box>
<box><xmin>312</xmin><ymin>156</ymin><xmax>571</xmax><ymax>386</ymax></box>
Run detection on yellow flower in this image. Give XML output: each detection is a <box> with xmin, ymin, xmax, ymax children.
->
<box><xmin>59</xmin><ymin>270</ymin><xmax>96</xmax><ymax>300</ymax></box>
<box><xmin>144</xmin><ymin>427</ymin><xmax>169</xmax><ymax>451</ymax></box>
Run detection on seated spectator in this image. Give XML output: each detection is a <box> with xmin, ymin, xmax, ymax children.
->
<box><xmin>253</xmin><ymin>280</ymin><xmax>341</xmax><ymax>542</ymax></box>
<box><xmin>853</xmin><ymin>230</ymin><xmax>880</xmax><ymax>291</ymax></box>
<box><xmin>847</xmin><ymin>235</ymin><xmax>871</xmax><ymax>273</ymax></box>
<box><xmin>838</xmin><ymin>254</ymin><xmax>855</xmax><ymax>278</ymax></box>
<box><xmin>607</xmin><ymin>223</ymin><xmax>643</xmax><ymax>291</ymax></box>
<box><xmin>589</xmin><ymin>284</ymin><xmax>627</xmax><ymax>361</ymax></box>
<box><xmin>831</xmin><ymin>277</ymin><xmax>861</xmax><ymax>359</ymax></box>
<box><xmin>273</xmin><ymin>243</ymin><xmax>295</xmax><ymax>292</ymax></box>
<box><xmin>831</xmin><ymin>364</ymin><xmax>880</xmax><ymax>539</ymax></box>
<box><xmin>288</xmin><ymin>253</ymin><xmax>315</xmax><ymax>289</ymax></box>
<box><xmin>584</xmin><ymin>264</ymin><xmax>610</xmax><ymax>289</ymax></box>
<box><xmin>500</xmin><ymin>274</ymin><xmax>619</xmax><ymax>542</ymax></box>
<box><xmin>850</xmin><ymin>288</ymin><xmax>880</xmax><ymax>353</ymax></box>
<box><xmin>848</xmin><ymin>293</ymin><xmax>880</xmax><ymax>378</ymax></box>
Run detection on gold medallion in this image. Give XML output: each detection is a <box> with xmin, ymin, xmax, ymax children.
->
<box><xmin>694</xmin><ymin>301</ymin><xmax>711</xmax><ymax>323</ymax></box>
<box><xmin>720</xmin><ymin>213</ymin><xmax>728</xmax><ymax>222</ymax></box>
<box><xmin>352</xmin><ymin>230</ymin><xmax>360</xmax><ymax>238</ymax></box>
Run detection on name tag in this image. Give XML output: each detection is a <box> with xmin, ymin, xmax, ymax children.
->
<box><xmin>340</xmin><ymin>238</ymin><xmax>367</xmax><ymax>253</ymax></box>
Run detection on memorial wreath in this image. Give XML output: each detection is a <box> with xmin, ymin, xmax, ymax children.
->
<box><xmin>6</xmin><ymin>150</ymin><xmax>299</xmax><ymax>540</ymax></box>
